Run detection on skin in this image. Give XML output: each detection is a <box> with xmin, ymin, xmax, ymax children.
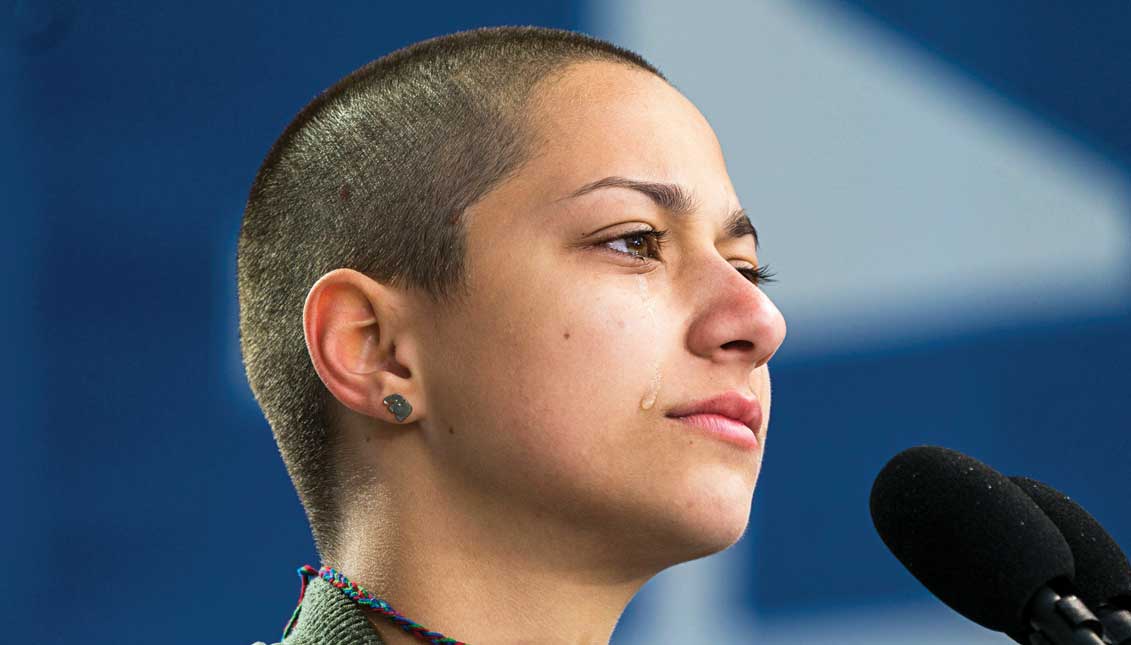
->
<box><xmin>303</xmin><ymin>60</ymin><xmax>787</xmax><ymax>645</ymax></box>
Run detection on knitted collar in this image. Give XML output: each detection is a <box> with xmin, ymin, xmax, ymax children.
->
<box><xmin>280</xmin><ymin>567</ymin><xmax>387</xmax><ymax>645</ymax></box>
<box><xmin>281</xmin><ymin>565</ymin><xmax>467</xmax><ymax>645</ymax></box>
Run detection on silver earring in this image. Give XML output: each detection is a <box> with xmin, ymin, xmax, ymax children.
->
<box><xmin>382</xmin><ymin>393</ymin><xmax>412</xmax><ymax>422</ymax></box>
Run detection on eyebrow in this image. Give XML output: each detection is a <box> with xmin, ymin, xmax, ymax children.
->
<box><xmin>561</xmin><ymin>175</ymin><xmax>759</xmax><ymax>249</ymax></box>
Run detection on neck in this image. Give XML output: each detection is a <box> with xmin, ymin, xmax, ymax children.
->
<box><xmin>333</xmin><ymin>513</ymin><xmax>658</xmax><ymax>645</ymax></box>
<box><xmin>330</xmin><ymin>480</ymin><xmax>673</xmax><ymax>645</ymax></box>
<box><xmin>328</xmin><ymin>417</ymin><xmax>731</xmax><ymax>644</ymax></box>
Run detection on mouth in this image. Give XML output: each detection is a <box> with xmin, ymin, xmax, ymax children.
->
<box><xmin>666</xmin><ymin>413</ymin><xmax>761</xmax><ymax>450</ymax></box>
<box><xmin>664</xmin><ymin>390</ymin><xmax>763</xmax><ymax>451</ymax></box>
<box><xmin>664</xmin><ymin>390</ymin><xmax>762</xmax><ymax>435</ymax></box>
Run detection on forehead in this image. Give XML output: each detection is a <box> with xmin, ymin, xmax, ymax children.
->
<box><xmin>521</xmin><ymin>60</ymin><xmax>734</xmax><ymax>205</ymax></box>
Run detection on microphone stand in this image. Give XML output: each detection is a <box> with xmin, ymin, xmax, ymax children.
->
<box><xmin>1025</xmin><ymin>586</ymin><xmax>1107</xmax><ymax>645</ymax></box>
<box><xmin>1095</xmin><ymin>604</ymin><xmax>1131</xmax><ymax>645</ymax></box>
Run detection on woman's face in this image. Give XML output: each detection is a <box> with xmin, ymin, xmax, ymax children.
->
<box><xmin>414</xmin><ymin>60</ymin><xmax>787</xmax><ymax>564</ymax></box>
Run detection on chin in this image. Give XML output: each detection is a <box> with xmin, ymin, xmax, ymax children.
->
<box><xmin>668</xmin><ymin>489</ymin><xmax>757</xmax><ymax>557</ymax></box>
<box><xmin>679</xmin><ymin>515</ymin><xmax>754</xmax><ymax>561</ymax></box>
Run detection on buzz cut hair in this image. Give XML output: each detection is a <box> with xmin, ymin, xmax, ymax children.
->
<box><xmin>237</xmin><ymin>25</ymin><xmax>665</xmax><ymax>562</ymax></box>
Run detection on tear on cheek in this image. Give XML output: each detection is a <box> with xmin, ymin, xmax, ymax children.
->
<box><xmin>640</xmin><ymin>366</ymin><xmax>663</xmax><ymax>411</ymax></box>
<box><xmin>635</xmin><ymin>274</ymin><xmax>663</xmax><ymax>411</ymax></box>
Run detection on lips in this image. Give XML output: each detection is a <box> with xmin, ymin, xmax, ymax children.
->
<box><xmin>665</xmin><ymin>390</ymin><xmax>762</xmax><ymax>435</ymax></box>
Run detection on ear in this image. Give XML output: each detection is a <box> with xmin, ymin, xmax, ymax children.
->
<box><xmin>303</xmin><ymin>268</ymin><xmax>421</xmax><ymax>425</ymax></box>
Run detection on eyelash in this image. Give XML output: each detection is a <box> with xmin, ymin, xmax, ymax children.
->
<box><xmin>600</xmin><ymin>228</ymin><xmax>777</xmax><ymax>286</ymax></box>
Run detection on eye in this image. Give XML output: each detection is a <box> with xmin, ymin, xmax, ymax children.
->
<box><xmin>736</xmin><ymin>265</ymin><xmax>777</xmax><ymax>286</ymax></box>
<box><xmin>601</xmin><ymin>228</ymin><xmax>670</xmax><ymax>262</ymax></box>
<box><xmin>599</xmin><ymin>228</ymin><xmax>777</xmax><ymax>286</ymax></box>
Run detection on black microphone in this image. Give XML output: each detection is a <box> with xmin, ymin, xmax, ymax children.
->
<box><xmin>870</xmin><ymin>446</ymin><xmax>1104</xmax><ymax>644</ymax></box>
<box><xmin>1011</xmin><ymin>476</ymin><xmax>1131</xmax><ymax>645</ymax></box>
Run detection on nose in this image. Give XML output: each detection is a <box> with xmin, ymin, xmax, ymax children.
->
<box><xmin>683</xmin><ymin>258</ymin><xmax>787</xmax><ymax>370</ymax></box>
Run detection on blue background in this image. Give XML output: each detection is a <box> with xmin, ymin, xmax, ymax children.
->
<box><xmin>5</xmin><ymin>1</ymin><xmax>1128</xmax><ymax>642</ymax></box>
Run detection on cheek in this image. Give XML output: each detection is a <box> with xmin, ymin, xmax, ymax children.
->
<box><xmin>511</xmin><ymin>289</ymin><xmax>660</xmax><ymax>423</ymax></box>
<box><xmin>459</xmin><ymin>277</ymin><xmax>664</xmax><ymax>459</ymax></box>
<box><xmin>430</xmin><ymin>295</ymin><xmax>666</xmax><ymax>519</ymax></box>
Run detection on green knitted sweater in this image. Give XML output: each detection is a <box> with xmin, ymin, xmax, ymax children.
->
<box><xmin>253</xmin><ymin>574</ymin><xmax>389</xmax><ymax>645</ymax></box>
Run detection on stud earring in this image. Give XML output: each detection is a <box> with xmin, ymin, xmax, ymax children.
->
<box><xmin>382</xmin><ymin>393</ymin><xmax>412</xmax><ymax>422</ymax></box>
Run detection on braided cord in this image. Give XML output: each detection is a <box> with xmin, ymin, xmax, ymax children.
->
<box><xmin>281</xmin><ymin>564</ymin><xmax>320</xmax><ymax>640</ymax></box>
<box><xmin>284</xmin><ymin>563</ymin><xmax>467</xmax><ymax>645</ymax></box>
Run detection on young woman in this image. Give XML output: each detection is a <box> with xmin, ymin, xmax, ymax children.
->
<box><xmin>239</xmin><ymin>25</ymin><xmax>786</xmax><ymax>645</ymax></box>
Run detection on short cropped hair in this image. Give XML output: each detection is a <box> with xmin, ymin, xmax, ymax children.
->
<box><xmin>237</xmin><ymin>25</ymin><xmax>665</xmax><ymax>561</ymax></box>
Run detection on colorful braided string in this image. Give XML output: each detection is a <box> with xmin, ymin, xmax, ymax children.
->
<box><xmin>282</xmin><ymin>564</ymin><xmax>466</xmax><ymax>645</ymax></box>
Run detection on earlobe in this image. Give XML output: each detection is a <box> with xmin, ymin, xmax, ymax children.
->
<box><xmin>303</xmin><ymin>269</ymin><xmax>419</xmax><ymax>422</ymax></box>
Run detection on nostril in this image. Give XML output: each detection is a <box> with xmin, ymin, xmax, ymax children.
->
<box><xmin>722</xmin><ymin>340</ymin><xmax>753</xmax><ymax>351</ymax></box>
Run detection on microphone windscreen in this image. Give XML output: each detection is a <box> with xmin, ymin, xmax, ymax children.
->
<box><xmin>870</xmin><ymin>446</ymin><xmax>1074</xmax><ymax>632</ymax></box>
<box><xmin>1010</xmin><ymin>476</ymin><xmax>1131</xmax><ymax>608</ymax></box>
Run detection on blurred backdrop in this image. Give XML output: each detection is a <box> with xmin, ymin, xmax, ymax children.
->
<box><xmin>4</xmin><ymin>1</ymin><xmax>1129</xmax><ymax>643</ymax></box>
